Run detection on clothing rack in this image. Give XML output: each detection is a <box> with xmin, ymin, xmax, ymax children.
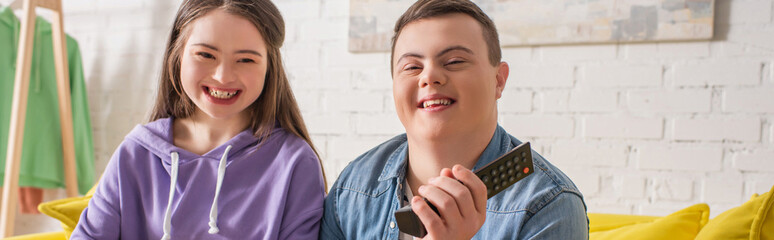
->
<box><xmin>1</xmin><ymin>0</ymin><xmax>78</xmax><ymax>237</ymax></box>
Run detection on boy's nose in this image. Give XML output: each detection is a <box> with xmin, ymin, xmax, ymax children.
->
<box><xmin>418</xmin><ymin>65</ymin><xmax>447</xmax><ymax>88</ymax></box>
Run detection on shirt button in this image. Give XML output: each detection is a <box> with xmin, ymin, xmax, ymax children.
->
<box><xmin>390</xmin><ymin>221</ymin><xmax>396</xmax><ymax>229</ymax></box>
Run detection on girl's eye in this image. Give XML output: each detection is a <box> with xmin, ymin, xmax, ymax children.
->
<box><xmin>197</xmin><ymin>52</ymin><xmax>215</xmax><ymax>59</ymax></box>
<box><xmin>403</xmin><ymin>65</ymin><xmax>421</xmax><ymax>71</ymax></box>
<box><xmin>237</xmin><ymin>58</ymin><xmax>255</xmax><ymax>63</ymax></box>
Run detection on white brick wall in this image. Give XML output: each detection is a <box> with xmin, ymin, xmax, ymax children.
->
<box><xmin>9</xmin><ymin>0</ymin><xmax>774</xmax><ymax>235</ymax></box>
<box><xmin>582</xmin><ymin>65</ymin><xmax>662</xmax><ymax>88</ymax></box>
<box><xmin>627</xmin><ymin>90</ymin><xmax>712</xmax><ymax>113</ymax></box>
<box><xmin>652</xmin><ymin>177</ymin><xmax>695</xmax><ymax>201</ymax></box>
<box><xmin>547</xmin><ymin>142</ymin><xmax>628</xmax><ymax>167</ymax></box>
<box><xmin>723</xmin><ymin>88</ymin><xmax>774</xmax><ymax>113</ymax></box>
<box><xmin>637</xmin><ymin>146</ymin><xmax>723</xmax><ymax>172</ymax></box>
<box><xmin>673</xmin><ymin>61</ymin><xmax>761</xmax><ymax>86</ymax></box>
<box><xmin>734</xmin><ymin>150</ymin><xmax>774</xmax><ymax>172</ymax></box>
<box><xmin>583</xmin><ymin>116</ymin><xmax>663</xmax><ymax>139</ymax></box>
<box><xmin>673</xmin><ymin>117</ymin><xmax>761</xmax><ymax>142</ymax></box>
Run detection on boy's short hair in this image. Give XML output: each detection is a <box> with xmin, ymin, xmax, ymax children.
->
<box><xmin>390</xmin><ymin>0</ymin><xmax>501</xmax><ymax>71</ymax></box>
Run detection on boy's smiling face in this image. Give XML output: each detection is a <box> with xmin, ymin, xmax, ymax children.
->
<box><xmin>392</xmin><ymin>13</ymin><xmax>508</xmax><ymax>141</ymax></box>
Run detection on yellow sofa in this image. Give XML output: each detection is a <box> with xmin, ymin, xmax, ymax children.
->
<box><xmin>7</xmin><ymin>184</ymin><xmax>774</xmax><ymax>240</ymax></box>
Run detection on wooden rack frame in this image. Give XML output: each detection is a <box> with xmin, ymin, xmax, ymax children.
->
<box><xmin>1</xmin><ymin>0</ymin><xmax>78</xmax><ymax>237</ymax></box>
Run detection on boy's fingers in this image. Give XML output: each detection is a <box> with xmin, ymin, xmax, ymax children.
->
<box><xmin>411</xmin><ymin>196</ymin><xmax>444</xmax><ymax>236</ymax></box>
<box><xmin>419</xmin><ymin>184</ymin><xmax>463</xmax><ymax>221</ymax></box>
<box><xmin>428</xmin><ymin>176</ymin><xmax>475</xmax><ymax>219</ymax></box>
<box><xmin>452</xmin><ymin>165</ymin><xmax>488</xmax><ymax>213</ymax></box>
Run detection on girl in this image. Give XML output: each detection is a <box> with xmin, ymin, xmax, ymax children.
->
<box><xmin>71</xmin><ymin>0</ymin><xmax>326</xmax><ymax>239</ymax></box>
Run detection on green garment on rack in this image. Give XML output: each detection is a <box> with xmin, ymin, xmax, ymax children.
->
<box><xmin>0</xmin><ymin>7</ymin><xmax>95</xmax><ymax>195</ymax></box>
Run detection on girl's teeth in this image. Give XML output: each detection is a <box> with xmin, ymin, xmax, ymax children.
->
<box><xmin>208</xmin><ymin>89</ymin><xmax>237</xmax><ymax>99</ymax></box>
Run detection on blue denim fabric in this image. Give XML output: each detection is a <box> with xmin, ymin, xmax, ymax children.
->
<box><xmin>320</xmin><ymin>125</ymin><xmax>589</xmax><ymax>239</ymax></box>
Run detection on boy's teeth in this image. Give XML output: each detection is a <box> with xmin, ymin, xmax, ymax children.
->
<box><xmin>208</xmin><ymin>88</ymin><xmax>237</xmax><ymax>99</ymax></box>
<box><xmin>423</xmin><ymin>99</ymin><xmax>451</xmax><ymax>108</ymax></box>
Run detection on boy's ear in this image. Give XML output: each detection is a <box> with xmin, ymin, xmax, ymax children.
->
<box><xmin>495</xmin><ymin>62</ymin><xmax>509</xmax><ymax>99</ymax></box>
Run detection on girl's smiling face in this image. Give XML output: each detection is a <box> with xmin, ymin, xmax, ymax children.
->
<box><xmin>180</xmin><ymin>8</ymin><xmax>268</xmax><ymax>121</ymax></box>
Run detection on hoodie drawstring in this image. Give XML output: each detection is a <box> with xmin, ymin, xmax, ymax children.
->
<box><xmin>160</xmin><ymin>145</ymin><xmax>232</xmax><ymax>239</ymax></box>
<box><xmin>161</xmin><ymin>152</ymin><xmax>179</xmax><ymax>240</ymax></box>
<box><xmin>208</xmin><ymin>145</ymin><xmax>231</xmax><ymax>234</ymax></box>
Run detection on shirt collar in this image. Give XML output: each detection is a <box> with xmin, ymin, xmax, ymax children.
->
<box><xmin>378</xmin><ymin>124</ymin><xmax>513</xmax><ymax>182</ymax></box>
<box><xmin>378</xmin><ymin>139</ymin><xmax>409</xmax><ymax>181</ymax></box>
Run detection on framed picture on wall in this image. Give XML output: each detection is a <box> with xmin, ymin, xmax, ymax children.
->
<box><xmin>349</xmin><ymin>0</ymin><xmax>715</xmax><ymax>52</ymax></box>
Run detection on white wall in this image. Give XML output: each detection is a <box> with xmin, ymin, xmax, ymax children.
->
<box><xmin>7</xmin><ymin>0</ymin><xmax>774</xmax><ymax>235</ymax></box>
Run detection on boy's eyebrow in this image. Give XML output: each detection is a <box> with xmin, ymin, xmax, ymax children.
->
<box><xmin>397</xmin><ymin>45</ymin><xmax>474</xmax><ymax>63</ymax></box>
<box><xmin>192</xmin><ymin>43</ymin><xmax>263</xmax><ymax>57</ymax></box>
<box><xmin>436</xmin><ymin>45</ymin><xmax>474</xmax><ymax>58</ymax></box>
<box><xmin>397</xmin><ymin>52</ymin><xmax>424</xmax><ymax>64</ymax></box>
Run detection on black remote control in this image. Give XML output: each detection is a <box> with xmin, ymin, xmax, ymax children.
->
<box><xmin>394</xmin><ymin>142</ymin><xmax>534</xmax><ymax>238</ymax></box>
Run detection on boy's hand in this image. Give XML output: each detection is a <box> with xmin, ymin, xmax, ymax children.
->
<box><xmin>411</xmin><ymin>165</ymin><xmax>487</xmax><ymax>240</ymax></box>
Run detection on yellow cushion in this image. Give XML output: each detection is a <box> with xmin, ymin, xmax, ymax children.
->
<box><xmin>589</xmin><ymin>203</ymin><xmax>710</xmax><ymax>240</ymax></box>
<box><xmin>37</xmin><ymin>195</ymin><xmax>91</xmax><ymax>239</ymax></box>
<box><xmin>37</xmin><ymin>182</ymin><xmax>98</xmax><ymax>239</ymax></box>
<box><xmin>4</xmin><ymin>231</ymin><xmax>66</xmax><ymax>240</ymax></box>
<box><xmin>696</xmin><ymin>184</ymin><xmax>774</xmax><ymax>240</ymax></box>
<box><xmin>588</xmin><ymin>213</ymin><xmax>661</xmax><ymax>232</ymax></box>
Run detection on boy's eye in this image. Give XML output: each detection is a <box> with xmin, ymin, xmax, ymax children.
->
<box><xmin>445</xmin><ymin>60</ymin><xmax>465</xmax><ymax>65</ymax></box>
<box><xmin>197</xmin><ymin>52</ymin><xmax>215</xmax><ymax>59</ymax></box>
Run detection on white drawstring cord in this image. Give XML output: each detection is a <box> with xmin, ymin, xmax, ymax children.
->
<box><xmin>208</xmin><ymin>145</ymin><xmax>232</xmax><ymax>234</ymax></box>
<box><xmin>161</xmin><ymin>152</ymin><xmax>180</xmax><ymax>240</ymax></box>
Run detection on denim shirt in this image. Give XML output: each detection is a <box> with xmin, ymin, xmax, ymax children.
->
<box><xmin>320</xmin><ymin>125</ymin><xmax>589</xmax><ymax>239</ymax></box>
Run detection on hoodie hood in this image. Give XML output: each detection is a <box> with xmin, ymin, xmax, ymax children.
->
<box><xmin>125</xmin><ymin>117</ymin><xmax>281</xmax><ymax>167</ymax></box>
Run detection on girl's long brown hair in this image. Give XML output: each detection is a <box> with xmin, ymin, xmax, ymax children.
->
<box><xmin>149</xmin><ymin>0</ymin><xmax>326</xmax><ymax>187</ymax></box>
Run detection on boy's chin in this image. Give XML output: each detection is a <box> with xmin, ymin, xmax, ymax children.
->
<box><xmin>408</xmin><ymin>124</ymin><xmax>456</xmax><ymax>141</ymax></box>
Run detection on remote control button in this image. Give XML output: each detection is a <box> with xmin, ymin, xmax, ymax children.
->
<box><xmin>521</xmin><ymin>152</ymin><xmax>526</xmax><ymax>157</ymax></box>
<box><xmin>498</xmin><ymin>165</ymin><xmax>505</xmax><ymax>171</ymax></box>
<box><xmin>482</xmin><ymin>175</ymin><xmax>489</xmax><ymax>183</ymax></box>
<box><xmin>491</xmin><ymin>169</ymin><xmax>498</xmax><ymax>176</ymax></box>
<box><xmin>507</xmin><ymin>169</ymin><xmax>514</xmax><ymax>175</ymax></box>
<box><xmin>493</xmin><ymin>177</ymin><xmax>499</xmax><ymax>184</ymax></box>
<box><xmin>523</xmin><ymin>167</ymin><xmax>530</xmax><ymax>174</ymax></box>
<box><xmin>501</xmin><ymin>181</ymin><xmax>508</xmax><ymax>187</ymax></box>
<box><xmin>506</xmin><ymin>159</ymin><xmax>513</xmax><ymax>167</ymax></box>
<box><xmin>494</xmin><ymin>185</ymin><xmax>500</xmax><ymax>191</ymax></box>
<box><xmin>522</xmin><ymin>157</ymin><xmax>527</xmax><ymax>163</ymax></box>
<box><xmin>500</xmin><ymin>173</ymin><xmax>506</xmax><ymax>180</ymax></box>
<box><xmin>516</xmin><ymin>172</ymin><xmax>522</xmax><ymax>178</ymax></box>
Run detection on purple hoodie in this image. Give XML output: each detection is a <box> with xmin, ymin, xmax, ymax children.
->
<box><xmin>71</xmin><ymin>118</ymin><xmax>325</xmax><ymax>239</ymax></box>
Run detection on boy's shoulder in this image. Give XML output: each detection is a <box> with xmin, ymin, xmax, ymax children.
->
<box><xmin>330</xmin><ymin>134</ymin><xmax>408</xmax><ymax>195</ymax></box>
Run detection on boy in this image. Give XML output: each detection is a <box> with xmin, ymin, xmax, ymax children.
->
<box><xmin>321</xmin><ymin>0</ymin><xmax>588</xmax><ymax>239</ymax></box>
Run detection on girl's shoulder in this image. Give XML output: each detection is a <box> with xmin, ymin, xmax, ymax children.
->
<box><xmin>266</xmin><ymin>127</ymin><xmax>314</xmax><ymax>153</ymax></box>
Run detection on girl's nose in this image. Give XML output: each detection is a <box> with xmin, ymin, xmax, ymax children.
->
<box><xmin>212</xmin><ymin>62</ymin><xmax>237</xmax><ymax>84</ymax></box>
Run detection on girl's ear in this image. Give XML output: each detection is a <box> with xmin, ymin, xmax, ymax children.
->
<box><xmin>495</xmin><ymin>62</ymin><xmax>509</xmax><ymax>99</ymax></box>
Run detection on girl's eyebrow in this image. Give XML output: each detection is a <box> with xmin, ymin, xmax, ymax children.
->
<box><xmin>193</xmin><ymin>43</ymin><xmax>263</xmax><ymax>57</ymax></box>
